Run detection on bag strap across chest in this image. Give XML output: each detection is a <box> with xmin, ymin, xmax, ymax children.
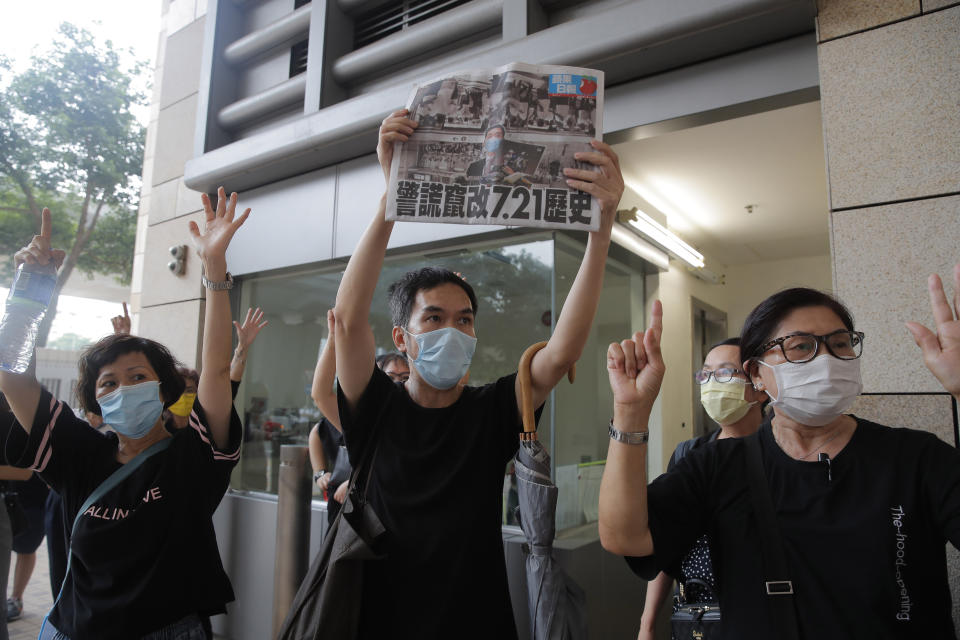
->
<box><xmin>744</xmin><ymin>432</ymin><xmax>800</xmax><ymax>640</ymax></box>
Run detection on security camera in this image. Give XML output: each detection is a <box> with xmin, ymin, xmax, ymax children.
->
<box><xmin>168</xmin><ymin>244</ymin><xmax>187</xmax><ymax>276</ymax></box>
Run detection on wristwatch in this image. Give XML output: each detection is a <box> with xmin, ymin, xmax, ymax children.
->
<box><xmin>202</xmin><ymin>271</ymin><xmax>234</xmax><ymax>290</ymax></box>
<box><xmin>313</xmin><ymin>470</ymin><xmax>326</xmax><ymax>483</ymax></box>
<box><xmin>608</xmin><ymin>419</ymin><xmax>649</xmax><ymax>445</ymax></box>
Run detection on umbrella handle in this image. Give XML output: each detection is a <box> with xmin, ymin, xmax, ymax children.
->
<box><xmin>519</xmin><ymin>341</ymin><xmax>576</xmax><ymax>435</ymax></box>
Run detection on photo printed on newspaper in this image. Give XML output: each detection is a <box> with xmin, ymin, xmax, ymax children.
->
<box><xmin>386</xmin><ymin>62</ymin><xmax>604</xmax><ymax>232</ymax></box>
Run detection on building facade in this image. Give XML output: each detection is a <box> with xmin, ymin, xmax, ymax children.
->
<box><xmin>134</xmin><ymin>0</ymin><xmax>959</xmax><ymax>637</ymax></box>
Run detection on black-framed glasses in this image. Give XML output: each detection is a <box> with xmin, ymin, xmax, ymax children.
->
<box><xmin>694</xmin><ymin>367</ymin><xmax>747</xmax><ymax>384</ymax></box>
<box><xmin>757</xmin><ymin>330</ymin><xmax>864</xmax><ymax>364</ymax></box>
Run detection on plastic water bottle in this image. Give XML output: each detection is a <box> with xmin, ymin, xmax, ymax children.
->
<box><xmin>0</xmin><ymin>262</ymin><xmax>58</xmax><ymax>373</ymax></box>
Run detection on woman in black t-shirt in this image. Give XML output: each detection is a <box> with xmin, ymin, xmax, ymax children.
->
<box><xmin>638</xmin><ymin>337</ymin><xmax>766</xmax><ymax>640</ymax></box>
<box><xmin>0</xmin><ymin>188</ymin><xmax>250</xmax><ymax>640</ymax></box>
<box><xmin>600</xmin><ymin>279</ymin><xmax>960</xmax><ymax>640</ymax></box>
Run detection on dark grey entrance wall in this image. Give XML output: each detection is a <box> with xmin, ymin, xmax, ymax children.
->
<box><xmin>209</xmin><ymin>492</ymin><xmax>648</xmax><ymax>640</ymax></box>
<box><xmin>221</xmin><ymin>32</ymin><xmax>819</xmax><ymax>277</ymax></box>
<box><xmin>184</xmin><ymin>0</ymin><xmax>818</xmax><ymax>196</ymax></box>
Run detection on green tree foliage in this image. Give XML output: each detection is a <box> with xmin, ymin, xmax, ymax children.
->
<box><xmin>0</xmin><ymin>24</ymin><xmax>147</xmax><ymax>345</ymax></box>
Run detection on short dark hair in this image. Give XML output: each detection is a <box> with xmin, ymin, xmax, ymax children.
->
<box><xmin>739</xmin><ymin>288</ymin><xmax>855</xmax><ymax>368</ymax></box>
<box><xmin>708</xmin><ymin>337</ymin><xmax>741</xmax><ymax>352</ymax></box>
<box><xmin>76</xmin><ymin>334</ymin><xmax>186</xmax><ymax>416</ymax></box>
<box><xmin>387</xmin><ymin>267</ymin><xmax>478</xmax><ymax>329</ymax></box>
<box><xmin>176</xmin><ymin>367</ymin><xmax>200</xmax><ymax>386</ymax></box>
<box><xmin>376</xmin><ymin>352</ymin><xmax>407</xmax><ymax>371</ymax></box>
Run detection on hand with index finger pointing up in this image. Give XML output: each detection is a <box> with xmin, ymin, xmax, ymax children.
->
<box><xmin>14</xmin><ymin>207</ymin><xmax>67</xmax><ymax>270</ymax></box>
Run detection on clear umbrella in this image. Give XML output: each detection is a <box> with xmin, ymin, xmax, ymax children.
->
<box><xmin>515</xmin><ymin>342</ymin><xmax>588</xmax><ymax>640</ymax></box>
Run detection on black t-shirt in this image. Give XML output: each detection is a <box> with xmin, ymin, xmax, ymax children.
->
<box><xmin>337</xmin><ymin>367</ymin><xmax>532</xmax><ymax>639</ymax></box>
<box><xmin>627</xmin><ymin>417</ymin><xmax>960</xmax><ymax>639</ymax></box>
<box><xmin>315</xmin><ymin>417</ymin><xmax>344</xmax><ymax>469</ymax></box>
<box><xmin>10</xmin><ymin>388</ymin><xmax>241</xmax><ymax>640</ymax></box>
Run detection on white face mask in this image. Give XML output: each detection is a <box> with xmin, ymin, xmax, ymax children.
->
<box><xmin>759</xmin><ymin>355</ymin><xmax>862</xmax><ymax>426</ymax></box>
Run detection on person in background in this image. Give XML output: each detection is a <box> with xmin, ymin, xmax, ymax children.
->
<box><xmin>600</xmin><ymin>270</ymin><xmax>960</xmax><ymax>639</ymax></box>
<box><xmin>0</xmin><ymin>190</ymin><xmax>248</xmax><ymax>639</ymax></box>
<box><xmin>166</xmin><ymin>367</ymin><xmax>199</xmax><ymax>430</ymax></box>
<box><xmin>637</xmin><ymin>337</ymin><xmax>766</xmax><ymax>640</ymax></box>
<box><xmin>229</xmin><ymin>307</ymin><xmax>268</xmax><ymax>396</ymax></box>
<box><xmin>6</xmin><ymin>470</ymin><xmax>49</xmax><ymax>622</ymax></box>
<box><xmin>0</xmin><ymin>393</ymin><xmax>24</xmax><ymax>640</ymax></box>
<box><xmin>165</xmin><ymin>307</ymin><xmax>267</xmax><ymax>432</ymax></box>
<box><xmin>308</xmin><ymin>309</ymin><xmax>409</xmax><ymax>524</ymax></box>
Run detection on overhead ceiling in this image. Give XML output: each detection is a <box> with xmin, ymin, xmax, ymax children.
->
<box><xmin>614</xmin><ymin>100</ymin><xmax>830</xmax><ymax>266</ymax></box>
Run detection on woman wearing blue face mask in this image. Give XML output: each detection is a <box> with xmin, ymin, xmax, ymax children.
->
<box><xmin>0</xmin><ymin>188</ymin><xmax>249</xmax><ymax>640</ymax></box>
<box><xmin>600</xmin><ymin>286</ymin><xmax>960</xmax><ymax>640</ymax></box>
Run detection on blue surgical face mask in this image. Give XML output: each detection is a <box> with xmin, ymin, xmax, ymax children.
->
<box><xmin>97</xmin><ymin>380</ymin><xmax>164</xmax><ymax>439</ymax></box>
<box><xmin>484</xmin><ymin>137</ymin><xmax>502</xmax><ymax>153</ymax></box>
<box><xmin>406</xmin><ymin>327</ymin><xmax>477</xmax><ymax>390</ymax></box>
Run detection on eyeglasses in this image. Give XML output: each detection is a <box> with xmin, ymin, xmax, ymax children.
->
<box><xmin>757</xmin><ymin>330</ymin><xmax>864</xmax><ymax>364</ymax></box>
<box><xmin>694</xmin><ymin>368</ymin><xmax>747</xmax><ymax>385</ymax></box>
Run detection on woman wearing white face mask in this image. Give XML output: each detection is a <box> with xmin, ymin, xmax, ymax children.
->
<box><xmin>636</xmin><ymin>337</ymin><xmax>765</xmax><ymax>640</ymax></box>
<box><xmin>0</xmin><ymin>188</ymin><xmax>248</xmax><ymax>639</ymax></box>
<box><xmin>600</xmin><ymin>289</ymin><xmax>960</xmax><ymax>640</ymax></box>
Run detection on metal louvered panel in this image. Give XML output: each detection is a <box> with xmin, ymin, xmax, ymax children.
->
<box><xmin>354</xmin><ymin>0</ymin><xmax>473</xmax><ymax>49</ymax></box>
<box><xmin>290</xmin><ymin>40</ymin><xmax>309</xmax><ymax>77</ymax></box>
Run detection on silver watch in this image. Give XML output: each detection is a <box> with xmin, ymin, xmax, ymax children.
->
<box><xmin>608</xmin><ymin>419</ymin><xmax>650</xmax><ymax>445</ymax></box>
<box><xmin>202</xmin><ymin>271</ymin><xmax>234</xmax><ymax>290</ymax></box>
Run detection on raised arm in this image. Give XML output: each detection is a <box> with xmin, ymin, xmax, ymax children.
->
<box><xmin>230</xmin><ymin>307</ymin><xmax>268</xmax><ymax>382</ymax></box>
<box><xmin>598</xmin><ymin>300</ymin><xmax>664</xmax><ymax>558</ymax></box>
<box><xmin>310</xmin><ymin>309</ymin><xmax>341</xmax><ymax>430</ymax></box>
<box><xmin>334</xmin><ymin>110</ymin><xmax>417</xmax><ymax>410</ymax></box>
<box><xmin>191</xmin><ymin>188</ymin><xmax>250</xmax><ymax>448</ymax></box>
<box><xmin>0</xmin><ymin>208</ymin><xmax>66</xmax><ymax>433</ymax></box>
<box><xmin>110</xmin><ymin>302</ymin><xmax>131</xmax><ymax>335</ymax></box>
<box><xmin>519</xmin><ymin>140</ymin><xmax>624</xmax><ymax>413</ymax></box>
<box><xmin>308</xmin><ymin>424</ymin><xmax>331</xmax><ymax>492</ymax></box>
<box><xmin>906</xmin><ymin>262</ymin><xmax>960</xmax><ymax>402</ymax></box>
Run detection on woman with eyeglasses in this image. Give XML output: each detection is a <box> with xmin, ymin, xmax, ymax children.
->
<box><xmin>636</xmin><ymin>337</ymin><xmax>766</xmax><ymax>640</ymax></box>
<box><xmin>600</xmin><ymin>285</ymin><xmax>960</xmax><ymax>639</ymax></box>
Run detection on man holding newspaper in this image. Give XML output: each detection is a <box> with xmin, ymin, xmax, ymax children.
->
<box><xmin>333</xmin><ymin>63</ymin><xmax>622</xmax><ymax>637</ymax></box>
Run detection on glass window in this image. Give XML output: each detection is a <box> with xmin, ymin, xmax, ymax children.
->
<box><xmin>551</xmin><ymin>234</ymin><xmax>646</xmax><ymax>532</ymax></box>
<box><xmin>229</xmin><ymin>232</ymin><xmax>649</xmax><ymax>531</ymax></box>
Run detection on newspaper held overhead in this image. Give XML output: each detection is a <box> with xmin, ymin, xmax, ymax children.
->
<box><xmin>386</xmin><ymin>62</ymin><xmax>604</xmax><ymax>232</ymax></box>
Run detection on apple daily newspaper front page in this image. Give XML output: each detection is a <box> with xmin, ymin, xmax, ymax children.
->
<box><xmin>386</xmin><ymin>62</ymin><xmax>604</xmax><ymax>232</ymax></box>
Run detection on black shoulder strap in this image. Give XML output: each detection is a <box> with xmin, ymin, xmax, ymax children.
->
<box><xmin>743</xmin><ymin>432</ymin><xmax>801</xmax><ymax>640</ymax></box>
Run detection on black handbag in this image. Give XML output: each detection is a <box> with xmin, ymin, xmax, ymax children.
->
<box><xmin>671</xmin><ymin>578</ymin><xmax>721</xmax><ymax>640</ymax></box>
<box><xmin>276</xmin><ymin>435</ymin><xmax>385</xmax><ymax>640</ymax></box>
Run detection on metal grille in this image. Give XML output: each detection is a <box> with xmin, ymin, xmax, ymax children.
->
<box><xmin>354</xmin><ymin>0</ymin><xmax>472</xmax><ymax>49</ymax></box>
<box><xmin>290</xmin><ymin>39</ymin><xmax>309</xmax><ymax>77</ymax></box>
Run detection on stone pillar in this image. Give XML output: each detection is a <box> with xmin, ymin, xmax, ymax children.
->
<box><xmin>132</xmin><ymin>0</ymin><xmax>209</xmax><ymax>367</ymax></box>
<box><xmin>816</xmin><ymin>0</ymin><xmax>960</xmax><ymax>624</ymax></box>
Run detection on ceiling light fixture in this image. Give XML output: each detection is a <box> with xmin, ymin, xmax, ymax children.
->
<box><xmin>617</xmin><ymin>207</ymin><xmax>704</xmax><ymax>269</ymax></box>
<box><xmin>610</xmin><ymin>224</ymin><xmax>669</xmax><ymax>270</ymax></box>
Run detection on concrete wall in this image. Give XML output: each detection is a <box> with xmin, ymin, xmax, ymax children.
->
<box><xmin>815</xmin><ymin>0</ymin><xmax>960</xmax><ymax>625</ymax></box>
<box><xmin>132</xmin><ymin>1</ymin><xmax>210</xmax><ymax>367</ymax></box>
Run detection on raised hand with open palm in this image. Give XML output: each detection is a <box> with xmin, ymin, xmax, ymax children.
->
<box><xmin>906</xmin><ymin>264</ymin><xmax>960</xmax><ymax>399</ymax></box>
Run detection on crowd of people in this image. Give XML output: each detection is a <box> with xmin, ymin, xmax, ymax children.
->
<box><xmin>0</xmin><ymin>109</ymin><xmax>956</xmax><ymax>640</ymax></box>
